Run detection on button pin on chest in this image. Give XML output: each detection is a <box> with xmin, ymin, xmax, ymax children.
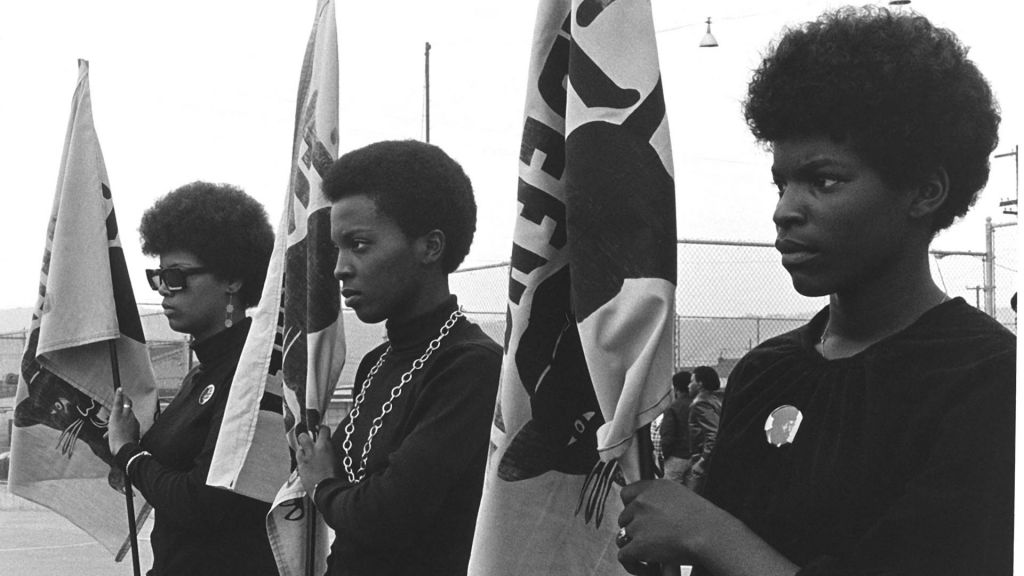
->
<box><xmin>199</xmin><ymin>384</ymin><xmax>216</xmax><ymax>405</ymax></box>
<box><xmin>765</xmin><ymin>405</ymin><xmax>803</xmax><ymax>447</ymax></box>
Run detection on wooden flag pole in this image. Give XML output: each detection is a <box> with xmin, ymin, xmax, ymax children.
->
<box><xmin>109</xmin><ymin>340</ymin><xmax>143</xmax><ymax>576</ymax></box>
<box><xmin>636</xmin><ymin>426</ymin><xmax>681</xmax><ymax>576</ymax></box>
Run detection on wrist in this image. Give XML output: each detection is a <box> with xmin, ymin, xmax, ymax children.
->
<box><xmin>310</xmin><ymin>476</ymin><xmax>341</xmax><ymax>508</ymax></box>
<box><xmin>112</xmin><ymin>442</ymin><xmax>143</xmax><ymax>472</ymax></box>
<box><xmin>110</xmin><ymin>440</ymin><xmax>127</xmax><ymax>457</ymax></box>
<box><xmin>312</xmin><ymin>479</ymin><xmax>326</xmax><ymax>503</ymax></box>
<box><xmin>125</xmin><ymin>451</ymin><xmax>152</xmax><ymax>476</ymax></box>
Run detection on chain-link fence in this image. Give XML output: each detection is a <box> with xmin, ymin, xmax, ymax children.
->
<box><xmin>991</xmin><ymin>222</ymin><xmax>1017</xmax><ymax>330</ymax></box>
<box><xmin>1</xmin><ymin>234</ymin><xmax>1014</xmax><ymax>408</ymax></box>
<box><xmin>449</xmin><ymin>237</ymin><xmax>1016</xmax><ymax>378</ymax></box>
<box><xmin>0</xmin><ymin>311</ymin><xmax>192</xmax><ymax>403</ymax></box>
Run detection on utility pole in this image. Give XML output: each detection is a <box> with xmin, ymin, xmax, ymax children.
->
<box><xmin>424</xmin><ymin>42</ymin><xmax>431</xmax><ymax>143</ymax></box>
<box><xmin>984</xmin><ymin>218</ymin><xmax>995</xmax><ymax>316</ymax></box>
<box><xmin>995</xmin><ymin>145</ymin><xmax>1017</xmax><ymax>216</ymax></box>
<box><xmin>985</xmin><ymin>217</ymin><xmax>1018</xmax><ymax>317</ymax></box>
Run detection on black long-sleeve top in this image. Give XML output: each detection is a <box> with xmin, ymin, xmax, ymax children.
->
<box><xmin>700</xmin><ymin>298</ymin><xmax>1015</xmax><ymax>576</ymax></box>
<box><xmin>658</xmin><ymin>394</ymin><xmax>691</xmax><ymax>459</ymax></box>
<box><xmin>313</xmin><ymin>297</ymin><xmax>502</xmax><ymax>576</ymax></box>
<box><xmin>114</xmin><ymin>318</ymin><xmax>277</xmax><ymax>576</ymax></box>
<box><xmin>687</xmin><ymin>390</ymin><xmax>721</xmax><ymax>461</ymax></box>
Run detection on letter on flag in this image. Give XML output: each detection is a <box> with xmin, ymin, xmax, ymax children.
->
<box><xmin>469</xmin><ymin>0</ymin><xmax>676</xmax><ymax>574</ymax></box>
<box><xmin>9</xmin><ymin>59</ymin><xmax>158</xmax><ymax>559</ymax></box>
<box><xmin>206</xmin><ymin>1</ymin><xmax>343</xmax><ymax>575</ymax></box>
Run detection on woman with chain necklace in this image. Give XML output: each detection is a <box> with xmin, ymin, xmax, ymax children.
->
<box><xmin>295</xmin><ymin>140</ymin><xmax>502</xmax><ymax>576</ymax></box>
<box><xmin>615</xmin><ymin>7</ymin><xmax>1015</xmax><ymax>576</ymax></box>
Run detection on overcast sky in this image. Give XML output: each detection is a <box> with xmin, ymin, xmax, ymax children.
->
<box><xmin>0</xmin><ymin>0</ymin><xmax>1019</xmax><ymax>312</ymax></box>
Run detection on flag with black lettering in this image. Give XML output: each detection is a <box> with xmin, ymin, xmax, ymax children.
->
<box><xmin>207</xmin><ymin>1</ymin><xmax>342</xmax><ymax>575</ymax></box>
<box><xmin>9</xmin><ymin>59</ymin><xmax>158</xmax><ymax>559</ymax></box>
<box><xmin>469</xmin><ymin>0</ymin><xmax>676</xmax><ymax>573</ymax></box>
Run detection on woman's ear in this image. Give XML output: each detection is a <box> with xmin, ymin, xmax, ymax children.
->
<box><xmin>419</xmin><ymin>229</ymin><xmax>446</xmax><ymax>266</ymax></box>
<box><xmin>908</xmin><ymin>167</ymin><xmax>950</xmax><ymax>220</ymax></box>
<box><xmin>225</xmin><ymin>278</ymin><xmax>244</xmax><ymax>296</ymax></box>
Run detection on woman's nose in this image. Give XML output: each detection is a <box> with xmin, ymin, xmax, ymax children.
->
<box><xmin>772</xmin><ymin>186</ymin><xmax>807</xmax><ymax>229</ymax></box>
<box><xmin>334</xmin><ymin>254</ymin><xmax>353</xmax><ymax>281</ymax></box>
<box><xmin>156</xmin><ymin>279</ymin><xmax>174</xmax><ymax>297</ymax></box>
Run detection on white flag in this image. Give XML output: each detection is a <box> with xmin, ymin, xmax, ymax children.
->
<box><xmin>469</xmin><ymin>0</ymin><xmax>676</xmax><ymax>573</ymax></box>
<box><xmin>207</xmin><ymin>1</ymin><xmax>343</xmax><ymax>575</ymax></box>
<box><xmin>9</xmin><ymin>59</ymin><xmax>158</xmax><ymax>559</ymax></box>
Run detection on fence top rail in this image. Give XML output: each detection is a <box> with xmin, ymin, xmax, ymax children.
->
<box><xmin>454</xmin><ymin>261</ymin><xmax>510</xmax><ymax>273</ymax></box>
<box><xmin>678</xmin><ymin>238</ymin><xmax>774</xmax><ymax>248</ymax></box>
<box><xmin>449</xmin><ymin>239</ymin><xmax>991</xmax><ymax>274</ymax></box>
<box><xmin>678</xmin><ymin>313</ymin><xmax>815</xmax><ymax>322</ymax></box>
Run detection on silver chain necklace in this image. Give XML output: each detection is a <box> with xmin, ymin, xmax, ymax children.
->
<box><xmin>340</xmin><ymin>308</ymin><xmax>464</xmax><ymax>484</ymax></box>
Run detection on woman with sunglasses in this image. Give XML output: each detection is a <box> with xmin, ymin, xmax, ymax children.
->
<box><xmin>107</xmin><ymin>181</ymin><xmax>277</xmax><ymax>576</ymax></box>
<box><xmin>616</xmin><ymin>7</ymin><xmax>1014</xmax><ymax>576</ymax></box>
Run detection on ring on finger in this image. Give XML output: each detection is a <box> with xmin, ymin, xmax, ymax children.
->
<box><xmin>615</xmin><ymin>526</ymin><xmax>632</xmax><ymax>548</ymax></box>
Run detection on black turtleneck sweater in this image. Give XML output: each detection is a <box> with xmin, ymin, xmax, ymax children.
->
<box><xmin>114</xmin><ymin>318</ymin><xmax>277</xmax><ymax>576</ymax></box>
<box><xmin>314</xmin><ymin>296</ymin><xmax>502</xmax><ymax>576</ymax></box>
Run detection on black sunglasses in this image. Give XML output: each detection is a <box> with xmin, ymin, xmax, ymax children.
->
<box><xmin>145</xmin><ymin>267</ymin><xmax>210</xmax><ymax>292</ymax></box>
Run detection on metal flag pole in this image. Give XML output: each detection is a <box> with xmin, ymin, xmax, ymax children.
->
<box><xmin>635</xmin><ymin>426</ymin><xmax>682</xmax><ymax>576</ymax></box>
<box><xmin>109</xmin><ymin>340</ymin><xmax>142</xmax><ymax>576</ymax></box>
<box><xmin>424</xmin><ymin>41</ymin><xmax>431</xmax><ymax>143</ymax></box>
<box><xmin>307</xmin><ymin>490</ymin><xmax>318</xmax><ymax>576</ymax></box>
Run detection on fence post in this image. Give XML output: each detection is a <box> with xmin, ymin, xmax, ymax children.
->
<box><xmin>984</xmin><ymin>217</ymin><xmax>996</xmax><ymax>317</ymax></box>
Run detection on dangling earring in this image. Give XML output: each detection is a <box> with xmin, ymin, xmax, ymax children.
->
<box><xmin>225</xmin><ymin>293</ymin><xmax>236</xmax><ymax>328</ymax></box>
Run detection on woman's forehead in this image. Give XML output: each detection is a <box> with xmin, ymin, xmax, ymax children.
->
<box><xmin>159</xmin><ymin>249</ymin><xmax>203</xmax><ymax>267</ymax></box>
<box><xmin>330</xmin><ymin>194</ymin><xmax>399</xmax><ymax>232</ymax></box>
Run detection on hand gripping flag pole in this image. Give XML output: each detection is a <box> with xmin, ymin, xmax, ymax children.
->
<box><xmin>108</xmin><ymin>341</ymin><xmax>142</xmax><ymax>576</ymax></box>
<box><xmin>10</xmin><ymin>59</ymin><xmax>158</xmax><ymax>570</ymax></box>
<box><xmin>469</xmin><ymin>1</ymin><xmax>679</xmax><ymax>575</ymax></box>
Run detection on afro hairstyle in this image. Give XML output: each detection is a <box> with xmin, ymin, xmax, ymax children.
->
<box><xmin>321</xmin><ymin>140</ymin><xmax>476</xmax><ymax>274</ymax></box>
<box><xmin>744</xmin><ymin>6</ymin><xmax>1000</xmax><ymax>233</ymax></box>
<box><xmin>138</xmin><ymin>181</ymin><xmax>274</xmax><ymax>308</ymax></box>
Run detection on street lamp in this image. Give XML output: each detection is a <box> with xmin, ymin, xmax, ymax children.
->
<box><xmin>700</xmin><ymin>17</ymin><xmax>719</xmax><ymax>48</ymax></box>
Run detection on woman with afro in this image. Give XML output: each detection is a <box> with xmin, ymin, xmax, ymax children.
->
<box><xmin>616</xmin><ymin>7</ymin><xmax>1014</xmax><ymax>576</ymax></box>
<box><xmin>107</xmin><ymin>181</ymin><xmax>278</xmax><ymax>576</ymax></box>
<box><xmin>293</xmin><ymin>140</ymin><xmax>502</xmax><ymax>576</ymax></box>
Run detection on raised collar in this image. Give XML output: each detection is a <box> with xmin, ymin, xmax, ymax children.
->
<box><xmin>384</xmin><ymin>296</ymin><xmax>459</xmax><ymax>353</ymax></box>
<box><xmin>191</xmin><ymin>317</ymin><xmax>252</xmax><ymax>366</ymax></box>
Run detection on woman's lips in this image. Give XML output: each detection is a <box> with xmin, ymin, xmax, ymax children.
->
<box><xmin>341</xmin><ymin>289</ymin><xmax>360</xmax><ymax>307</ymax></box>
<box><xmin>775</xmin><ymin>238</ymin><xmax>818</xmax><ymax>266</ymax></box>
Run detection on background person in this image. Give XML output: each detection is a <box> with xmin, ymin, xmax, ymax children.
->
<box><xmin>107</xmin><ymin>181</ymin><xmax>277</xmax><ymax>576</ymax></box>
<box><xmin>294</xmin><ymin>140</ymin><xmax>502</xmax><ymax>576</ymax></box>
<box><xmin>682</xmin><ymin>366</ymin><xmax>721</xmax><ymax>490</ymax></box>
<box><xmin>616</xmin><ymin>7</ymin><xmax>1014</xmax><ymax>576</ymax></box>
<box><xmin>657</xmin><ymin>370</ymin><xmax>692</xmax><ymax>482</ymax></box>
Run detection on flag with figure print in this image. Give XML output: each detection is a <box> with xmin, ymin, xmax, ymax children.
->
<box><xmin>207</xmin><ymin>1</ymin><xmax>342</xmax><ymax>575</ymax></box>
<box><xmin>9</xmin><ymin>59</ymin><xmax>158</xmax><ymax>559</ymax></box>
<box><xmin>469</xmin><ymin>0</ymin><xmax>676</xmax><ymax>574</ymax></box>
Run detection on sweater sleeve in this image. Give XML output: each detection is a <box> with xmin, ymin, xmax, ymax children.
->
<box><xmin>314</xmin><ymin>342</ymin><xmax>501</xmax><ymax>551</ymax></box>
<box><xmin>114</xmin><ymin>397</ymin><xmax>267</xmax><ymax>532</ymax></box>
